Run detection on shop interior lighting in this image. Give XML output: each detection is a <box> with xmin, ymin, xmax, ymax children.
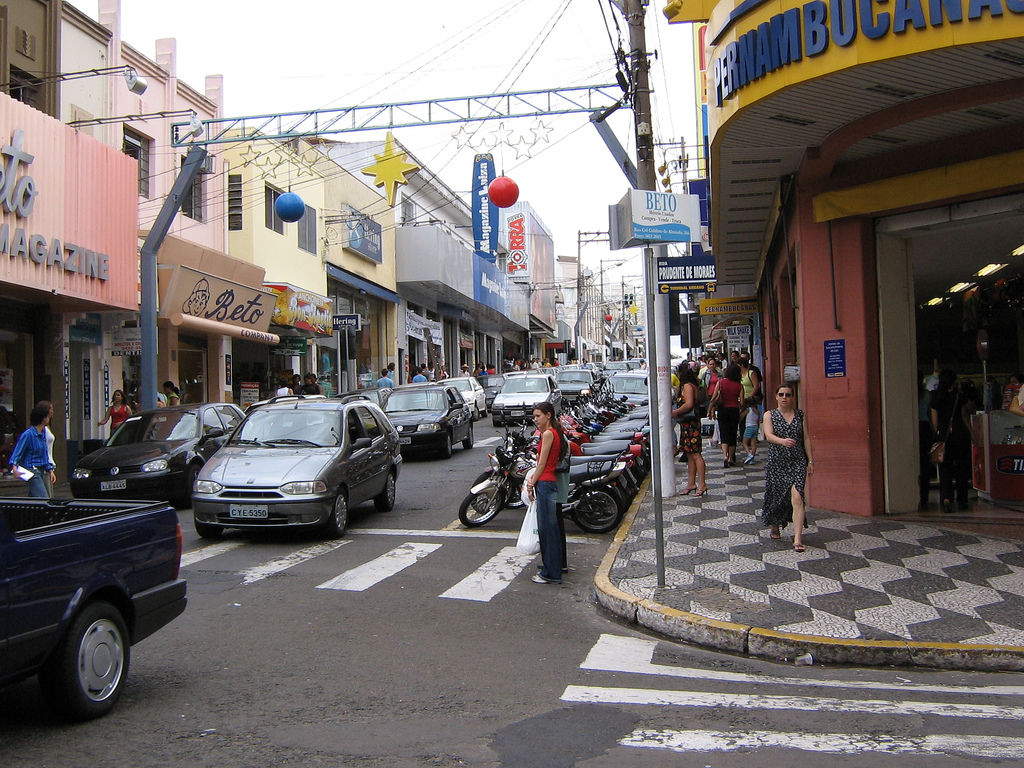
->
<box><xmin>975</xmin><ymin>263</ymin><xmax>1008</xmax><ymax>277</ymax></box>
<box><xmin>948</xmin><ymin>282</ymin><xmax>975</xmax><ymax>293</ymax></box>
<box><xmin>926</xmin><ymin>297</ymin><xmax>945</xmax><ymax>306</ymax></box>
<box><xmin>1012</xmin><ymin>243</ymin><xmax>1024</xmax><ymax>257</ymax></box>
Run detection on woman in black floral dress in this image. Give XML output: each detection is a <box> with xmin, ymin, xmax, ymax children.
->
<box><xmin>761</xmin><ymin>383</ymin><xmax>814</xmax><ymax>551</ymax></box>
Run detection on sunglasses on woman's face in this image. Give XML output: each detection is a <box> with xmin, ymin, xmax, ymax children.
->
<box><xmin>777</xmin><ymin>392</ymin><xmax>792</xmax><ymax>397</ymax></box>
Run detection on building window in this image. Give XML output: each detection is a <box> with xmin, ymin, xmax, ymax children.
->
<box><xmin>123</xmin><ymin>128</ymin><xmax>151</xmax><ymax>198</ymax></box>
<box><xmin>401</xmin><ymin>195</ymin><xmax>416</xmax><ymax>225</ymax></box>
<box><xmin>298</xmin><ymin>204</ymin><xmax>316</xmax><ymax>253</ymax></box>
<box><xmin>181</xmin><ymin>155</ymin><xmax>205</xmax><ymax>222</ymax></box>
<box><xmin>228</xmin><ymin>174</ymin><xmax>243</xmax><ymax>231</ymax></box>
<box><xmin>7</xmin><ymin>67</ymin><xmax>40</xmax><ymax>109</ymax></box>
<box><xmin>265</xmin><ymin>185</ymin><xmax>284</xmax><ymax>234</ymax></box>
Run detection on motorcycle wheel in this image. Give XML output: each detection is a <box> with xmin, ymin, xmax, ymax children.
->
<box><xmin>572</xmin><ymin>489</ymin><xmax>623</xmax><ymax>534</ymax></box>
<box><xmin>458</xmin><ymin>476</ymin><xmax>507</xmax><ymax>527</ymax></box>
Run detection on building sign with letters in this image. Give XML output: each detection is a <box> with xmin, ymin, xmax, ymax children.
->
<box><xmin>263</xmin><ymin>282</ymin><xmax>333</xmax><ymax>335</ymax></box>
<box><xmin>159</xmin><ymin>265</ymin><xmax>276</xmax><ymax>334</ymax></box>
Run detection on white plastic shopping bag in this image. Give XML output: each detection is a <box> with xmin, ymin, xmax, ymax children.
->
<box><xmin>12</xmin><ymin>465</ymin><xmax>33</xmax><ymax>482</ymax></box>
<box><xmin>516</xmin><ymin>485</ymin><xmax>540</xmax><ymax>555</ymax></box>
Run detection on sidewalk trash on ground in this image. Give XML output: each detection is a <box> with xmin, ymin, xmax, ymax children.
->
<box><xmin>794</xmin><ymin>653</ymin><xmax>814</xmax><ymax>666</ymax></box>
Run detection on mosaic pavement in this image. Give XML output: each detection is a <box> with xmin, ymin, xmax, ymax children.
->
<box><xmin>611</xmin><ymin>452</ymin><xmax>1024</xmax><ymax>646</ymax></box>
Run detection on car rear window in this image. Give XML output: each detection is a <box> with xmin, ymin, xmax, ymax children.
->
<box><xmin>502</xmin><ymin>378</ymin><xmax>549</xmax><ymax>394</ymax></box>
<box><xmin>385</xmin><ymin>390</ymin><xmax>446</xmax><ymax>412</ymax></box>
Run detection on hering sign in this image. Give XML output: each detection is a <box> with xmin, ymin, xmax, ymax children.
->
<box><xmin>0</xmin><ymin>129</ymin><xmax>111</xmax><ymax>280</ymax></box>
<box><xmin>713</xmin><ymin>0</ymin><xmax>1023</xmax><ymax>107</ymax></box>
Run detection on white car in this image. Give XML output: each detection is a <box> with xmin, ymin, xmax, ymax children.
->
<box><xmin>447</xmin><ymin>376</ymin><xmax>487</xmax><ymax>420</ymax></box>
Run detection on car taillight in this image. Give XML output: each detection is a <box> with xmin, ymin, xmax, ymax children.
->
<box><xmin>173</xmin><ymin>523</ymin><xmax>182</xmax><ymax>580</ymax></box>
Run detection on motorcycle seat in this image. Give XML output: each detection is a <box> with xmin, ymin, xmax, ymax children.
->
<box><xmin>568</xmin><ymin>458</ymin><xmax>615</xmax><ymax>481</ymax></box>
<box><xmin>581</xmin><ymin>440</ymin><xmax>633</xmax><ymax>455</ymax></box>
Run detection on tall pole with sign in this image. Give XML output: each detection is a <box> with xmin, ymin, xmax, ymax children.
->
<box><xmin>625</xmin><ymin>0</ymin><xmax>672</xmax><ymax>587</ymax></box>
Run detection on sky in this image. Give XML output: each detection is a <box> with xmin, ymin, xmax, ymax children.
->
<box><xmin>72</xmin><ymin>0</ymin><xmax>698</xmax><ymax>296</ymax></box>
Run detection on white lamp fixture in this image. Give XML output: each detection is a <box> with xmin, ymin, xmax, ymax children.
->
<box><xmin>123</xmin><ymin>67</ymin><xmax>148</xmax><ymax>95</ymax></box>
<box><xmin>975</xmin><ymin>263</ymin><xmax>1007</xmax><ymax>277</ymax></box>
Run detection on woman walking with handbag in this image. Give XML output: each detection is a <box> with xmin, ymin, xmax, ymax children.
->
<box><xmin>707</xmin><ymin>363</ymin><xmax>743</xmax><ymax>467</ymax></box>
<box><xmin>929</xmin><ymin>370</ymin><xmax>972</xmax><ymax>514</ymax></box>
<box><xmin>762</xmin><ymin>384</ymin><xmax>814</xmax><ymax>551</ymax></box>
<box><xmin>525</xmin><ymin>401</ymin><xmax>568</xmax><ymax>584</ymax></box>
<box><xmin>671</xmin><ymin>367</ymin><xmax>708</xmax><ymax>496</ymax></box>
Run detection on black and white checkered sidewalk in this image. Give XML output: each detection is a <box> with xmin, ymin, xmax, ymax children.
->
<box><xmin>610</xmin><ymin>451</ymin><xmax>1024</xmax><ymax>646</ymax></box>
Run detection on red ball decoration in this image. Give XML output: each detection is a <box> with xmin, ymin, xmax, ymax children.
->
<box><xmin>605</xmin><ymin>314</ymin><xmax>613</xmax><ymax>322</ymax></box>
<box><xmin>488</xmin><ymin>176</ymin><xmax>520</xmax><ymax>208</ymax></box>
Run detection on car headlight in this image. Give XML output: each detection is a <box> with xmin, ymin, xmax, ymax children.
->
<box><xmin>281</xmin><ymin>480</ymin><xmax>328</xmax><ymax>495</ymax></box>
<box><xmin>141</xmin><ymin>458</ymin><xmax>169</xmax><ymax>473</ymax></box>
<box><xmin>194</xmin><ymin>480</ymin><xmax>223</xmax><ymax>494</ymax></box>
<box><xmin>72</xmin><ymin>468</ymin><xmax>91</xmax><ymax>480</ymax></box>
<box><xmin>580</xmin><ymin>388</ymin><xmax>591</xmax><ymax>396</ymax></box>
<box><xmin>417</xmin><ymin>423</ymin><xmax>442</xmax><ymax>432</ymax></box>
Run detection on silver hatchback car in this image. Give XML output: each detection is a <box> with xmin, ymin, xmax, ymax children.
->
<box><xmin>191</xmin><ymin>399</ymin><xmax>401</xmax><ymax>539</ymax></box>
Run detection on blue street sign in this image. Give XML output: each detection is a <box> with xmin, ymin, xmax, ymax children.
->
<box><xmin>333</xmin><ymin>314</ymin><xmax>361</xmax><ymax>331</ymax></box>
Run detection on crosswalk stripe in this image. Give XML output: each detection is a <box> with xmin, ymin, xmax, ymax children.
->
<box><xmin>439</xmin><ymin>546</ymin><xmax>537</xmax><ymax>602</ymax></box>
<box><xmin>239</xmin><ymin>540</ymin><xmax>349</xmax><ymax>585</ymax></box>
<box><xmin>619</xmin><ymin>729</ymin><xmax>1024</xmax><ymax>758</ymax></box>
<box><xmin>582</xmin><ymin>634</ymin><xmax>1024</xmax><ymax>697</ymax></box>
<box><xmin>180</xmin><ymin>540</ymin><xmax>245</xmax><ymax>567</ymax></box>
<box><xmin>560</xmin><ymin>685</ymin><xmax>1024</xmax><ymax>720</ymax></box>
<box><xmin>348</xmin><ymin>527</ymin><xmax>591</xmax><ymax>543</ymax></box>
<box><xmin>316</xmin><ymin>542</ymin><xmax>441</xmax><ymax>591</ymax></box>
<box><xmin>476</xmin><ymin>436</ymin><xmax>501</xmax><ymax>446</ymax></box>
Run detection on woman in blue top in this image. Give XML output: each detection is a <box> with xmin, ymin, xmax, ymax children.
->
<box><xmin>9</xmin><ymin>402</ymin><xmax>56</xmax><ymax>498</ymax></box>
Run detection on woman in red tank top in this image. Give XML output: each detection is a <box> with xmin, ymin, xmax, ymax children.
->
<box><xmin>708</xmin><ymin>364</ymin><xmax>744</xmax><ymax>468</ymax></box>
<box><xmin>98</xmin><ymin>390</ymin><xmax>133</xmax><ymax>432</ymax></box>
<box><xmin>525</xmin><ymin>401</ymin><xmax>566</xmax><ymax>584</ymax></box>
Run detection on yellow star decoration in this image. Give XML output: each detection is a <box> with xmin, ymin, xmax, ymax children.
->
<box><xmin>361</xmin><ymin>132</ymin><xmax>420</xmax><ymax>207</ymax></box>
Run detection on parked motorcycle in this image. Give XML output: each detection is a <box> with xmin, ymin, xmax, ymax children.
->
<box><xmin>458</xmin><ymin>428</ymin><xmax>532</xmax><ymax>527</ymax></box>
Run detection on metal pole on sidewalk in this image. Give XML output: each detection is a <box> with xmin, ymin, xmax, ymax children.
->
<box><xmin>625</xmin><ymin>0</ymin><xmax>668</xmax><ymax>586</ymax></box>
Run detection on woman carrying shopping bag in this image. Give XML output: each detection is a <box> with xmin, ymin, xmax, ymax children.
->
<box><xmin>524</xmin><ymin>401</ymin><xmax>568</xmax><ymax>584</ymax></box>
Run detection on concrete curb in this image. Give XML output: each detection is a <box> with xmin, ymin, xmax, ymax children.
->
<box><xmin>592</xmin><ymin>481</ymin><xmax>1024</xmax><ymax>671</ymax></box>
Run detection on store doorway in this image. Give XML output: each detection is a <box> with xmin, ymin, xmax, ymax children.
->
<box><xmin>877</xmin><ymin>192</ymin><xmax>1024</xmax><ymax>515</ymax></box>
<box><xmin>178</xmin><ymin>334</ymin><xmax>208</xmax><ymax>404</ymax></box>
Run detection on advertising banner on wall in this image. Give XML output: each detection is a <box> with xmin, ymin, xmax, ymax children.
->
<box><xmin>263</xmin><ymin>282</ymin><xmax>333</xmax><ymax>335</ymax></box>
<box><xmin>472</xmin><ymin>154</ymin><xmax>498</xmax><ymax>263</ymax></box>
<box><xmin>473</xmin><ymin>254</ymin><xmax>509</xmax><ymax>315</ymax></box>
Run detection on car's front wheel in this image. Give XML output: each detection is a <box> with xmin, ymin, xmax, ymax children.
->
<box><xmin>324</xmin><ymin>491</ymin><xmax>348</xmax><ymax>538</ymax></box>
<box><xmin>462</xmin><ymin>422</ymin><xmax>474</xmax><ymax>450</ymax></box>
<box><xmin>439</xmin><ymin>430</ymin><xmax>453</xmax><ymax>459</ymax></box>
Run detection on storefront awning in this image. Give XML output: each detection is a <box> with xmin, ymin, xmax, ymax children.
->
<box><xmin>169</xmin><ymin>313</ymin><xmax>280</xmax><ymax>345</ymax></box>
<box><xmin>325</xmin><ymin>264</ymin><xmax>400</xmax><ymax>304</ymax></box>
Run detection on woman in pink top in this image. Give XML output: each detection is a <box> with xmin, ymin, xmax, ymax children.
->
<box><xmin>98</xmin><ymin>390</ymin><xmax>133</xmax><ymax>432</ymax></box>
<box><xmin>708</xmin><ymin>363</ymin><xmax>743</xmax><ymax>468</ymax></box>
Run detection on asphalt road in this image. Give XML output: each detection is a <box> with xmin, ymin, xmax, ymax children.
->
<box><xmin>4</xmin><ymin>420</ymin><xmax>1024</xmax><ymax>766</ymax></box>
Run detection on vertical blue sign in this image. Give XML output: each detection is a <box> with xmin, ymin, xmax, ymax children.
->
<box><xmin>472</xmin><ymin>154</ymin><xmax>497</xmax><ymax>262</ymax></box>
<box><xmin>824</xmin><ymin>339</ymin><xmax>847</xmax><ymax>378</ymax></box>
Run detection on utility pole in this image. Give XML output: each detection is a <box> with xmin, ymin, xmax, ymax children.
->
<box><xmin>625</xmin><ymin>0</ymin><xmax>671</xmax><ymax>586</ymax></box>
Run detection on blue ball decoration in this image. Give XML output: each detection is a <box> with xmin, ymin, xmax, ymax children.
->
<box><xmin>275</xmin><ymin>192</ymin><xmax>306</xmax><ymax>223</ymax></box>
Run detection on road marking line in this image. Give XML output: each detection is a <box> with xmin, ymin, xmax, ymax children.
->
<box><xmin>582</xmin><ymin>634</ymin><xmax>1024</xmax><ymax>697</ymax></box>
<box><xmin>439</xmin><ymin>546</ymin><xmax>538</xmax><ymax>602</ymax></box>
<box><xmin>560</xmin><ymin>685</ymin><xmax>1024</xmax><ymax>720</ymax></box>
<box><xmin>477</xmin><ymin>437</ymin><xmax>501</xmax><ymax>446</ymax></box>
<box><xmin>316</xmin><ymin>542</ymin><xmax>441</xmax><ymax>591</ymax></box>
<box><xmin>180</xmin><ymin>540</ymin><xmax>245</xmax><ymax>567</ymax></box>
<box><xmin>348</xmin><ymin>527</ymin><xmax>590</xmax><ymax>543</ymax></box>
<box><xmin>239</xmin><ymin>540</ymin><xmax>349</xmax><ymax>585</ymax></box>
<box><xmin>620</xmin><ymin>729</ymin><xmax>1024</xmax><ymax>758</ymax></box>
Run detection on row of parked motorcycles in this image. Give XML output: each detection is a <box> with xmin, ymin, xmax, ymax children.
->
<box><xmin>458</xmin><ymin>389</ymin><xmax>650</xmax><ymax>534</ymax></box>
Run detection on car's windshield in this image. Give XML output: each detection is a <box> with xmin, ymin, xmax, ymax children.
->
<box><xmin>385</xmin><ymin>390</ymin><xmax>446</xmax><ymax>412</ymax></box>
<box><xmin>501</xmin><ymin>377</ymin><xmax>549</xmax><ymax>394</ymax></box>
<box><xmin>449</xmin><ymin>379</ymin><xmax>472</xmax><ymax>392</ymax></box>
<box><xmin>108</xmin><ymin>411</ymin><xmax>199</xmax><ymax>445</ymax></box>
<box><xmin>610</xmin><ymin>376</ymin><xmax>648</xmax><ymax>395</ymax></box>
<box><xmin>604</xmin><ymin>362</ymin><xmax>629</xmax><ymax>371</ymax></box>
<box><xmin>556</xmin><ymin>372</ymin><xmax>591</xmax><ymax>384</ymax></box>
<box><xmin>481</xmin><ymin>375</ymin><xmax>505</xmax><ymax>388</ymax></box>
<box><xmin>233</xmin><ymin>409</ymin><xmax>343</xmax><ymax>447</ymax></box>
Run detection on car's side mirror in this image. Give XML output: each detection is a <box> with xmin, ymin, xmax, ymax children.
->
<box><xmin>201</xmin><ymin>427</ymin><xmax>225</xmax><ymax>441</ymax></box>
<box><xmin>351</xmin><ymin>437</ymin><xmax>372</xmax><ymax>451</ymax></box>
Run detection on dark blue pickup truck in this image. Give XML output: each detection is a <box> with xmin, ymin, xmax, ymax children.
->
<box><xmin>0</xmin><ymin>497</ymin><xmax>187</xmax><ymax>719</ymax></box>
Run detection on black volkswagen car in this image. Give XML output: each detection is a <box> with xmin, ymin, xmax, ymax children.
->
<box><xmin>382</xmin><ymin>383</ymin><xmax>473</xmax><ymax>459</ymax></box>
<box><xmin>70</xmin><ymin>403</ymin><xmax>243</xmax><ymax>507</ymax></box>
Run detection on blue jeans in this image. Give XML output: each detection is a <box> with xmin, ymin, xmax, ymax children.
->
<box><xmin>535</xmin><ymin>480</ymin><xmax>562</xmax><ymax>582</ymax></box>
<box><xmin>26</xmin><ymin>467</ymin><xmax>49</xmax><ymax>498</ymax></box>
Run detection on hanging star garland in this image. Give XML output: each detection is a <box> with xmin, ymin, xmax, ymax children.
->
<box><xmin>361</xmin><ymin>132</ymin><xmax>421</xmax><ymax>207</ymax></box>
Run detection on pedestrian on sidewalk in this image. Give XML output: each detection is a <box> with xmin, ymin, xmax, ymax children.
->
<box><xmin>672</xmin><ymin>366</ymin><xmax>707</xmax><ymax>496</ymax></box>
<box><xmin>525</xmin><ymin>401</ymin><xmax>566</xmax><ymax>584</ymax></box>
<box><xmin>9</xmin><ymin>402</ymin><xmax>56</xmax><ymax>498</ymax></box>
<box><xmin>761</xmin><ymin>383</ymin><xmax>814</xmax><ymax>551</ymax></box>
<box><xmin>98</xmin><ymin>390</ymin><xmax>132</xmax><ymax>432</ymax></box>
<box><xmin>707</xmin><ymin>363</ymin><xmax>743</xmax><ymax>467</ymax></box>
<box><xmin>929</xmin><ymin>370</ymin><xmax>973</xmax><ymax>514</ymax></box>
<box><xmin>741</xmin><ymin>398</ymin><xmax>760</xmax><ymax>464</ymax></box>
